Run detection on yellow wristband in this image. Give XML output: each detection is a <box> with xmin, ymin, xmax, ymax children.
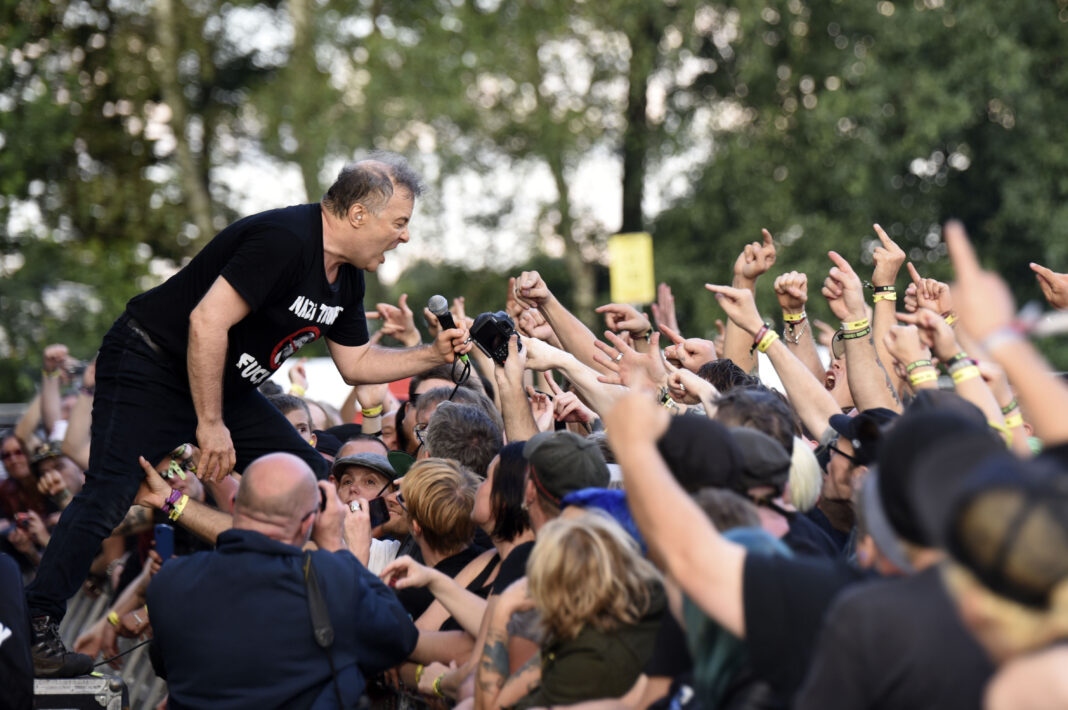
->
<box><xmin>757</xmin><ymin>330</ymin><xmax>780</xmax><ymax>353</ymax></box>
<box><xmin>951</xmin><ymin>365</ymin><xmax>981</xmax><ymax>385</ymax></box>
<box><xmin>42</xmin><ymin>369</ymin><xmax>61</xmax><ymax>379</ymax></box>
<box><xmin>289</xmin><ymin>384</ymin><xmax>306</xmax><ymax>397</ymax></box>
<box><xmin>909</xmin><ymin>369</ymin><xmax>939</xmax><ymax>386</ymax></box>
<box><xmin>782</xmin><ymin>310</ymin><xmax>806</xmax><ymax>323</ymax></box>
<box><xmin>415</xmin><ymin>664</ymin><xmax>425</xmax><ymax>684</ymax></box>
<box><xmin>433</xmin><ymin>673</ymin><xmax>447</xmax><ymax>698</ymax></box>
<box><xmin>169</xmin><ymin>493</ymin><xmax>189</xmax><ymax>522</ymax></box>
<box><xmin>988</xmin><ymin>420</ymin><xmax>1012</xmax><ymax>446</ymax></box>
<box><xmin>873</xmin><ymin>293</ymin><xmax>898</xmax><ymax>303</ymax></box>
<box><xmin>107</xmin><ymin>611</ymin><xmax>121</xmax><ymax>628</ymax></box>
<box><xmin>841</xmin><ymin>318</ymin><xmax>870</xmax><ymax>332</ymax></box>
<box><xmin>1004</xmin><ymin>413</ymin><xmax>1024</xmax><ymax>429</ymax></box>
<box><xmin>944</xmin><ymin>313</ymin><xmax>959</xmax><ymax>326</ymax></box>
<box><xmin>361</xmin><ymin>404</ymin><xmax>384</xmax><ymax>418</ymax></box>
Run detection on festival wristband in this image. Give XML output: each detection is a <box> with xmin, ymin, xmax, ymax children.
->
<box><xmin>872</xmin><ymin>285</ymin><xmax>897</xmax><ymax>294</ymax></box>
<box><xmin>433</xmin><ymin>673</ymin><xmax>447</xmax><ymax>698</ymax></box>
<box><xmin>839</xmin><ymin>327</ymin><xmax>871</xmax><ymax>341</ymax></box>
<box><xmin>948</xmin><ymin>357</ymin><xmax>978</xmax><ymax>374</ymax></box>
<box><xmin>979</xmin><ymin>326</ymin><xmax>1025</xmax><ymax>353</ymax></box>
<box><xmin>946</xmin><ymin>352</ymin><xmax>970</xmax><ymax>368</ymax></box>
<box><xmin>782</xmin><ymin>310</ymin><xmax>806</xmax><ymax>323</ymax></box>
<box><xmin>415</xmin><ymin>664</ymin><xmax>425</xmax><ymax>684</ymax></box>
<box><xmin>906</xmin><ymin>359</ymin><xmax>933</xmax><ymax>373</ymax></box>
<box><xmin>168</xmin><ymin>494</ymin><xmax>189</xmax><ymax>522</ymax></box>
<box><xmin>1001</xmin><ymin>398</ymin><xmax>1019</xmax><ymax>415</ymax></box>
<box><xmin>361</xmin><ymin>405</ymin><xmax>384</xmax><ymax>418</ymax></box>
<box><xmin>951</xmin><ymin>365</ymin><xmax>981</xmax><ymax>385</ymax></box>
<box><xmin>988</xmin><ymin>420</ymin><xmax>1011</xmax><ymax>444</ymax></box>
<box><xmin>161</xmin><ymin>488</ymin><xmax>183</xmax><ymax>513</ymax></box>
<box><xmin>841</xmin><ymin>318</ymin><xmax>870</xmax><ymax>332</ymax></box>
<box><xmin>1004</xmin><ymin>413</ymin><xmax>1024</xmax><ymax>429</ymax></box>
<box><xmin>289</xmin><ymin>384</ymin><xmax>306</xmax><ymax>397</ymax></box>
<box><xmin>635</xmin><ymin>328</ymin><xmax>654</xmax><ymax>341</ymax></box>
<box><xmin>909</xmin><ymin>369</ymin><xmax>939</xmax><ymax>386</ymax></box>
<box><xmin>873</xmin><ymin>292</ymin><xmax>897</xmax><ymax>303</ymax></box>
<box><xmin>943</xmin><ymin>312</ymin><xmax>959</xmax><ymax>327</ymax></box>
<box><xmin>756</xmin><ymin>330</ymin><xmax>780</xmax><ymax>353</ymax></box>
<box><xmin>107</xmin><ymin>611</ymin><xmax>121</xmax><ymax>628</ymax></box>
<box><xmin>42</xmin><ymin>369</ymin><xmax>61</xmax><ymax>379</ymax></box>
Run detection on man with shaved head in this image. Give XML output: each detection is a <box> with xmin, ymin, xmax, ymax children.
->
<box><xmin>146</xmin><ymin>453</ymin><xmax>417</xmax><ymax>708</ymax></box>
<box><xmin>27</xmin><ymin>153</ymin><xmax>472</xmax><ymax>676</ymax></box>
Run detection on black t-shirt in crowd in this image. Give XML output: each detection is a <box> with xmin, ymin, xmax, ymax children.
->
<box><xmin>126</xmin><ymin>204</ymin><xmax>368</xmax><ymax>395</ymax></box>
<box><xmin>779</xmin><ymin>508</ymin><xmax>841</xmax><ymax>559</ymax></box>
<box><xmin>742</xmin><ymin>552</ymin><xmax>867</xmax><ymax>699</ymax></box>
<box><xmin>489</xmin><ymin>540</ymin><xmax>534</xmax><ymax>596</ymax></box>
<box><xmin>793</xmin><ymin>566</ymin><xmax>993</xmax><ymax>710</ymax></box>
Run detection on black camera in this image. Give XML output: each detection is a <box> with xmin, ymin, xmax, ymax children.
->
<box><xmin>470</xmin><ymin>311</ymin><xmax>521</xmax><ymax>364</ymax></box>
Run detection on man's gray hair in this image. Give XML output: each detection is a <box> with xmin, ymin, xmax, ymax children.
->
<box><xmin>321</xmin><ymin>151</ymin><xmax>426</xmax><ymax>218</ymax></box>
<box><xmin>424</xmin><ymin>402</ymin><xmax>503</xmax><ymax>478</ymax></box>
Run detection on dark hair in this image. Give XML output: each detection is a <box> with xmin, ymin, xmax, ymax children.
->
<box><xmin>698</xmin><ymin>359</ymin><xmax>761</xmax><ymax>393</ymax></box>
<box><xmin>409</xmin><ymin>363</ymin><xmax>485</xmax><ymax>401</ymax></box>
<box><xmin>416</xmin><ymin>386</ymin><xmax>504</xmax><ymax>435</ymax></box>
<box><xmin>395</xmin><ymin>400</ymin><xmax>412</xmax><ymax>453</ymax></box>
<box><xmin>491</xmin><ymin>442</ymin><xmax>531</xmax><ymax>541</ymax></box>
<box><xmin>258</xmin><ymin>380</ymin><xmax>283</xmax><ymax>396</ymax></box>
<box><xmin>339</xmin><ymin>433</ymin><xmax>389</xmax><ymax>455</ymax></box>
<box><xmin>714</xmin><ymin>387</ymin><xmax>798</xmax><ymax>455</ymax></box>
<box><xmin>424</xmin><ymin>403</ymin><xmax>503</xmax><ymax>477</ymax></box>
<box><xmin>321</xmin><ymin>152</ymin><xmax>425</xmax><ymax>218</ymax></box>
<box><xmin>693</xmin><ymin>487</ymin><xmax>762</xmax><ymax>531</ymax></box>
<box><xmin>266</xmin><ymin>393</ymin><xmax>312</xmax><ymax>422</ymax></box>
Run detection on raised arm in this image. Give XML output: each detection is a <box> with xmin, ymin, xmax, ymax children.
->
<box><xmin>706</xmin><ymin>284</ymin><xmax>841</xmax><ymax>439</ymax></box>
<box><xmin>604</xmin><ymin>391</ymin><xmax>747</xmax><ymax>638</ymax></box>
<box><xmin>514</xmin><ymin>270</ymin><xmax>606</xmax><ymax>374</ymax></box>
<box><xmin>722</xmin><ymin>229</ymin><xmax>777</xmax><ymax>374</ymax></box>
<box><xmin>494</xmin><ymin>335</ymin><xmax>540</xmax><ymax>443</ymax></box>
<box><xmin>521</xmin><ymin>337</ymin><xmax>625</xmax><ymax>418</ymax></box>
<box><xmin>40</xmin><ymin>344</ymin><xmax>69</xmax><ymax>438</ymax></box>
<box><xmin>869</xmin><ymin>224</ymin><xmax>908</xmax><ymax>395</ymax></box>
<box><xmin>822</xmin><ymin>251</ymin><xmax>901</xmax><ymax>412</ymax></box>
<box><xmin>61</xmin><ymin>360</ymin><xmax>94</xmax><ymax>470</ymax></box>
<box><xmin>772</xmin><ymin>271</ymin><xmax>824</xmax><ymax>381</ymax></box>
<box><xmin>134</xmin><ymin>455</ymin><xmax>232</xmax><ymax>543</ymax></box>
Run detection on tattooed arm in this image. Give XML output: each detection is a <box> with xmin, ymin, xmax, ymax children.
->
<box><xmin>475</xmin><ymin>578</ymin><xmax>537</xmax><ymax>710</ymax></box>
<box><xmin>110</xmin><ymin>505</ymin><xmax>155</xmax><ymax>537</ymax></box>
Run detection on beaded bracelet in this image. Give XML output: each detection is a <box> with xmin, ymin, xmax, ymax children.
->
<box><xmin>951</xmin><ymin>365</ymin><xmax>982</xmax><ymax>385</ymax></box>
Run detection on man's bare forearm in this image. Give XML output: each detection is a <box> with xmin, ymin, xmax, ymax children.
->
<box><xmin>188</xmin><ymin>314</ymin><xmax>229</xmax><ymax>426</ymax></box>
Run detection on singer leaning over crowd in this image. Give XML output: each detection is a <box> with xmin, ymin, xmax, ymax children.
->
<box><xmin>25</xmin><ymin>152</ymin><xmax>472</xmax><ymax>678</ymax></box>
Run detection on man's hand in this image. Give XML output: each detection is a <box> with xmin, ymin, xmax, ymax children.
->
<box><xmin>733</xmin><ymin>229</ymin><xmax>777</xmax><ymax>285</ymax></box>
<box><xmin>514</xmin><ymin>270</ymin><xmax>552</xmax><ymax>308</ymax></box>
<box><xmin>592</xmin><ymin>331</ymin><xmax>667</xmax><ymax>388</ymax></box>
<box><xmin>288</xmin><ymin>358</ymin><xmax>309</xmax><ymax>392</ymax></box>
<box><xmin>431</xmin><ymin>322</ymin><xmax>472</xmax><ymax>364</ymax></box>
<box><xmin>368</xmin><ymin>294</ymin><xmax>422</xmax><ymax>348</ymax></box>
<box><xmin>596</xmin><ymin>303</ymin><xmax>652</xmax><ymax>338</ymax></box>
<box><xmin>494</xmin><ymin>334</ymin><xmax>528</xmax><ymax>388</ymax></box>
<box><xmin>43</xmin><ymin>343</ymin><xmax>71</xmax><ymax>376</ymax></box>
<box><xmin>773</xmin><ymin>271</ymin><xmax>808</xmax><ymax>313</ymax></box>
<box><xmin>897</xmin><ymin>308</ymin><xmax>960</xmax><ymax>361</ymax></box>
<box><xmin>517</xmin><ymin>308</ymin><xmax>555</xmax><ymax>342</ymax></box>
<box><xmin>37</xmin><ymin>470</ymin><xmax>69</xmax><ymax>499</ymax></box>
<box><xmin>355</xmin><ymin>382</ymin><xmax>389</xmax><ymax>413</ymax></box>
<box><xmin>704</xmin><ymin>284</ymin><xmax>764</xmax><ymax>336</ymax></box>
<box><xmin>667</xmin><ymin>368</ymin><xmax>716</xmax><ymax>406</ymax></box>
<box><xmin>527</xmin><ymin>386</ymin><xmax>555</xmax><ymax>432</ymax></box>
<box><xmin>822</xmin><ymin>251</ymin><xmax>867</xmax><ymax>322</ymax></box>
<box><xmin>659</xmin><ymin>323</ymin><xmax>716</xmax><ymax>372</ymax></box>
<box><xmin>543</xmin><ymin>376</ymin><xmax>596</xmax><ymax>424</ymax></box>
<box><xmin>651</xmin><ymin>282</ymin><xmax>680</xmax><ymax>334</ymax></box>
<box><xmin>195</xmin><ymin>421</ymin><xmax>236</xmax><ymax>482</ymax></box>
<box><xmin>380</xmin><ymin>554</ymin><xmax>438</xmax><ymax>590</ymax></box>
<box><xmin>312</xmin><ymin>481</ymin><xmax>346</xmax><ymax>552</ymax></box>
<box><xmin>871</xmin><ymin>224</ymin><xmax>906</xmax><ymax>287</ymax></box>
<box><xmin>1030</xmin><ymin>262</ymin><xmax>1068</xmax><ymax>310</ymax></box>
<box><xmin>135</xmin><ymin>455</ymin><xmax>174</xmax><ymax>510</ymax></box>
<box><xmin>945</xmin><ymin>221</ymin><xmax>1016</xmax><ymax>341</ymax></box>
<box><xmin>505</xmin><ymin>276</ymin><xmax>525</xmax><ymax>320</ymax></box>
<box><xmin>520</xmin><ymin>336</ymin><xmax>562</xmax><ymax>372</ymax></box>
<box><xmin>74</xmin><ymin>617</ymin><xmax>119</xmax><ymax>664</ymax></box>
<box><xmin>882</xmin><ymin>325</ymin><xmax>932</xmax><ymax>369</ymax></box>
<box><xmin>906</xmin><ymin>262</ymin><xmax>954</xmax><ymax>315</ymax></box>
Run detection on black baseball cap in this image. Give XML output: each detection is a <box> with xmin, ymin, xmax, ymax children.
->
<box><xmin>827</xmin><ymin>407</ymin><xmax>898</xmax><ymax>466</ymax></box>
<box><xmin>656</xmin><ymin>415</ymin><xmax>742</xmax><ymax>493</ymax></box>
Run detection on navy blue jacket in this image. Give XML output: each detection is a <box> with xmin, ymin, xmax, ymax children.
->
<box><xmin>147</xmin><ymin>529</ymin><xmax>417</xmax><ymax>709</ymax></box>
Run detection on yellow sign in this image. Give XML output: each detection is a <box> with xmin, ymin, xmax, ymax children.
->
<box><xmin>608</xmin><ymin>232</ymin><xmax>655</xmax><ymax>304</ymax></box>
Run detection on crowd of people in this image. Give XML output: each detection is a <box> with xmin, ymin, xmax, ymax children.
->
<box><xmin>2</xmin><ymin>153</ymin><xmax>1068</xmax><ymax>710</ymax></box>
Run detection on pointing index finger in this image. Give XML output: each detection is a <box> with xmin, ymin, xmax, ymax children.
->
<box><xmin>827</xmin><ymin>250</ymin><xmax>855</xmax><ymax>274</ymax></box>
<box><xmin>906</xmin><ymin>261</ymin><xmax>923</xmax><ymax>286</ymax></box>
<box><xmin>761</xmin><ymin>228</ymin><xmax>774</xmax><ymax>247</ymax></box>
<box><xmin>658</xmin><ymin>323</ymin><xmax>685</xmax><ymax>345</ymax></box>
<box><xmin>873</xmin><ymin>223</ymin><xmax>896</xmax><ymax>250</ymax></box>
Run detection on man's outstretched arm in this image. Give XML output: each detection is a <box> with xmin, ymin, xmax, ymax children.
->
<box><xmin>326</xmin><ymin>324</ymin><xmax>471</xmax><ymax>386</ymax></box>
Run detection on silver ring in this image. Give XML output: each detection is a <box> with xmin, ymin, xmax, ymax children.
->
<box><xmin>614</xmin><ymin>352</ymin><xmax>624</xmax><ymax>362</ymax></box>
<box><xmin>350</xmin><ymin>501</ymin><xmax>362</xmax><ymax>513</ymax></box>
<box><xmin>132</xmin><ymin>613</ymin><xmax>143</xmax><ymax>625</ymax></box>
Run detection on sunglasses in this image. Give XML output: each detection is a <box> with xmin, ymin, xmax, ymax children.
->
<box><xmin>1</xmin><ymin>449</ymin><xmax>25</xmax><ymax>461</ymax></box>
<box><xmin>827</xmin><ymin>441</ymin><xmax>861</xmax><ymax>466</ymax></box>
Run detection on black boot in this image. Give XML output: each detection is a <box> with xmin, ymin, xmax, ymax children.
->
<box><xmin>31</xmin><ymin>615</ymin><xmax>93</xmax><ymax>678</ymax></box>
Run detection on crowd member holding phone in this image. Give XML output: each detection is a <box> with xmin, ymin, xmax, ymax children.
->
<box><xmin>25</xmin><ymin>154</ymin><xmax>471</xmax><ymax>677</ymax></box>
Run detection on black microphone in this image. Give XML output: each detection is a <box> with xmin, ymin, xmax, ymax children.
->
<box><xmin>428</xmin><ymin>295</ymin><xmax>469</xmax><ymax>364</ymax></box>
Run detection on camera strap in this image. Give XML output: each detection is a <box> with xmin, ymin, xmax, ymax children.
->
<box><xmin>304</xmin><ymin>552</ymin><xmax>345</xmax><ymax>709</ymax></box>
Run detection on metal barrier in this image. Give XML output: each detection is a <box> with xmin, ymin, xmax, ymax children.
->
<box><xmin>58</xmin><ymin>587</ymin><xmax>169</xmax><ymax>710</ymax></box>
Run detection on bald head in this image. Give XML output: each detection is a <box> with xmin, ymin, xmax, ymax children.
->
<box><xmin>234</xmin><ymin>453</ymin><xmax>318</xmax><ymax>531</ymax></box>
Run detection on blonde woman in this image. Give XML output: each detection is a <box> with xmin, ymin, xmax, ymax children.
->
<box><xmin>477</xmin><ymin>511</ymin><xmax>665</xmax><ymax>710</ymax></box>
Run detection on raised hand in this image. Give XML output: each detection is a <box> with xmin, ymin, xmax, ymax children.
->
<box><xmin>505</xmin><ymin>276</ymin><xmax>525</xmax><ymax>320</ymax></box>
<box><xmin>526</xmin><ymin>385</ymin><xmax>555</xmax><ymax>432</ymax></box>
<box><xmin>704</xmin><ymin>284</ymin><xmax>764</xmax><ymax>336</ymax></box>
<box><xmin>42</xmin><ymin>343</ymin><xmax>70</xmax><ymax>376</ymax></box>
<box><xmin>773</xmin><ymin>271</ymin><xmax>808</xmax><ymax>313</ymax></box>
<box><xmin>651</xmin><ymin>282</ymin><xmax>680</xmax><ymax>334</ymax></box>
<box><xmin>592</xmin><ymin>331</ymin><xmax>667</xmax><ymax>388</ymax></box>
<box><xmin>733</xmin><ymin>229</ymin><xmax>777</xmax><ymax>284</ymax></box>
<box><xmin>896</xmin><ymin>308</ymin><xmax>959</xmax><ymax>361</ymax></box>
<box><xmin>882</xmin><ymin>325</ymin><xmax>932</xmax><ymax>370</ymax></box>
<box><xmin>514</xmin><ymin>270</ymin><xmax>552</xmax><ymax>308</ymax></box>
<box><xmin>659</xmin><ymin>323</ymin><xmax>716</xmax><ymax>372</ymax></box>
<box><xmin>380</xmin><ymin>555</ymin><xmax>437</xmax><ymax>590</ymax></box>
<box><xmin>368</xmin><ymin>293</ymin><xmax>421</xmax><ymax>347</ymax></box>
<box><xmin>821</xmin><ymin>251</ymin><xmax>866</xmax><ymax>322</ymax></box>
<box><xmin>1030</xmin><ymin>262</ymin><xmax>1068</xmax><ymax>310</ymax></box>
<box><xmin>906</xmin><ymin>262</ymin><xmax>953</xmax><ymax>315</ymax></box>
<box><xmin>288</xmin><ymin>357</ymin><xmax>309</xmax><ymax>392</ymax></box>
<box><xmin>517</xmin><ymin>308</ymin><xmax>554</xmax><ymax>342</ymax></box>
<box><xmin>596</xmin><ymin>303</ymin><xmax>652</xmax><ymax>338</ymax></box>
<box><xmin>944</xmin><ymin>221</ymin><xmax>1016</xmax><ymax>341</ymax></box>
<box><xmin>543</xmin><ymin>375</ymin><xmax>597</xmax><ymax>424</ymax></box>
<box><xmin>871</xmin><ymin>223</ymin><xmax>906</xmax><ymax>288</ymax></box>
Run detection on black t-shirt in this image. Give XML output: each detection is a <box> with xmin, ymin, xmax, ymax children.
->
<box><xmin>742</xmin><ymin>552</ymin><xmax>867</xmax><ymax>699</ymax></box>
<box><xmin>395</xmin><ymin>544</ymin><xmax>484</xmax><ymax>619</ymax></box>
<box><xmin>778</xmin><ymin>507</ymin><xmax>841</xmax><ymax>559</ymax></box>
<box><xmin>794</xmin><ymin>566</ymin><xmax>993</xmax><ymax>710</ymax></box>
<box><xmin>803</xmin><ymin>506</ymin><xmax>851</xmax><ymax>555</ymax></box>
<box><xmin>126</xmin><ymin>204</ymin><xmax>368</xmax><ymax>395</ymax></box>
<box><xmin>489</xmin><ymin>540</ymin><xmax>534</xmax><ymax>596</ymax></box>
